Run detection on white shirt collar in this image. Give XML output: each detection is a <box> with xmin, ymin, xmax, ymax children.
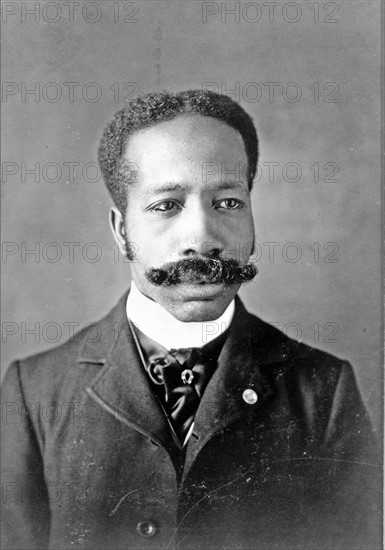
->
<box><xmin>126</xmin><ymin>281</ymin><xmax>235</xmax><ymax>350</ymax></box>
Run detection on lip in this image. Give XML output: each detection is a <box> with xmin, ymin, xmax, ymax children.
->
<box><xmin>175</xmin><ymin>282</ymin><xmax>228</xmax><ymax>300</ymax></box>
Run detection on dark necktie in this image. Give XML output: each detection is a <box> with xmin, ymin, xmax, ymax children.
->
<box><xmin>148</xmin><ymin>347</ymin><xmax>214</xmax><ymax>443</ymax></box>
<box><xmin>134</xmin><ymin>329</ymin><xmax>227</xmax><ymax>445</ymax></box>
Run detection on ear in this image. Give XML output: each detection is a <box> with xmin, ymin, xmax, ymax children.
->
<box><xmin>109</xmin><ymin>207</ymin><xmax>126</xmax><ymax>256</ymax></box>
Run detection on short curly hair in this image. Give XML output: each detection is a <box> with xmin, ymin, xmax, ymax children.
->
<box><xmin>98</xmin><ymin>90</ymin><xmax>259</xmax><ymax>214</ymax></box>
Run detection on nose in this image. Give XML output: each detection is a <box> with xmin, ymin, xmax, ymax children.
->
<box><xmin>177</xmin><ymin>202</ymin><xmax>223</xmax><ymax>258</ymax></box>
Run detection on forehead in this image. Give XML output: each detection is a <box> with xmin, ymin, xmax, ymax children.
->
<box><xmin>123</xmin><ymin>114</ymin><xmax>248</xmax><ymax>190</ymax></box>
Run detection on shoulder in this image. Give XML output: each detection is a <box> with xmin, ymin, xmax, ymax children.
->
<box><xmin>1</xmin><ymin>293</ymin><xmax>128</xmax><ymax>403</ymax></box>
<box><xmin>234</xmin><ymin>298</ymin><xmax>361</xmax><ymax>411</ymax></box>
<box><xmin>236</xmin><ymin>296</ymin><xmax>350</xmax><ymax>373</ymax></box>
<box><xmin>238</xmin><ymin>302</ymin><xmax>378</xmax><ymax>452</ymax></box>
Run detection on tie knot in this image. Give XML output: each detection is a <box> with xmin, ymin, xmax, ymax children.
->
<box><xmin>148</xmin><ymin>348</ymin><xmax>201</xmax><ymax>387</ymax></box>
<box><xmin>169</xmin><ymin>347</ymin><xmax>201</xmax><ymax>369</ymax></box>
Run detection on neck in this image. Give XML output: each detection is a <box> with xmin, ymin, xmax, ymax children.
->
<box><xmin>126</xmin><ymin>281</ymin><xmax>235</xmax><ymax>349</ymax></box>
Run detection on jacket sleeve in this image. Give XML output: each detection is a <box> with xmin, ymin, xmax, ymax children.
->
<box><xmin>320</xmin><ymin>361</ymin><xmax>379</xmax><ymax>459</ymax></box>
<box><xmin>1</xmin><ymin>361</ymin><xmax>50</xmax><ymax>550</ymax></box>
<box><xmin>315</xmin><ymin>361</ymin><xmax>382</xmax><ymax>549</ymax></box>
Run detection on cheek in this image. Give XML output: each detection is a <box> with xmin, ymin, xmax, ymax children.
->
<box><xmin>229</xmin><ymin>213</ymin><xmax>254</xmax><ymax>239</ymax></box>
<box><xmin>233</xmin><ymin>216</ymin><xmax>255</xmax><ymax>258</ymax></box>
<box><xmin>125</xmin><ymin>216</ymin><xmax>150</xmax><ymax>247</ymax></box>
<box><xmin>127</xmin><ymin>230</ymin><xmax>171</xmax><ymax>268</ymax></box>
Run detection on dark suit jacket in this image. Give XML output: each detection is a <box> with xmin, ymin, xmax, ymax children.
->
<box><xmin>1</xmin><ymin>293</ymin><xmax>381</xmax><ymax>550</ymax></box>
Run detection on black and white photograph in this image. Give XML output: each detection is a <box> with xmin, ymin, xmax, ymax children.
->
<box><xmin>1</xmin><ymin>1</ymin><xmax>383</xmax><ymax>549</ymax></box>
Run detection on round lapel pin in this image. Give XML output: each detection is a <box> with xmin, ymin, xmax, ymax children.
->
<box><xmin>242</xmin><ymin>388</ymin><xmax>258</xmax><ymax>405</ymax></box>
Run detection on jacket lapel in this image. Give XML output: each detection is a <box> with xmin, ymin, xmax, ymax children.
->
<box><xmin>79</xmin><ymin>292</ymin><xmax>176</xmax><ymax>452</ymax></box>
<box><xmin>182</xmin><ymin>297</ymin><xmax>280</xmax><ymax>479</ymax></box>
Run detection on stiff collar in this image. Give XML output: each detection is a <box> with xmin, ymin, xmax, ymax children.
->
<box><xmin>126</xmin><ymin>281</ymin><xmax>235</xmax><ymax>350</ymax></box>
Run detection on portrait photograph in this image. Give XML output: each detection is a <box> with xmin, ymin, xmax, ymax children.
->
<box><xmin>1</xmin><ymin>1</ymin><xmax>383</xmax><ymax>549</ymax></box>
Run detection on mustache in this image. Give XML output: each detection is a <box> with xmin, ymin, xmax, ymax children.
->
<box><xmin>145</xmin><ymin>258</ymin><xmax>258</xmax><ymax>286</ymax></box>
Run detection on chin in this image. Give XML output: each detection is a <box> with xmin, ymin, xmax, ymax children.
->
<box><xmin>138</xmin><ymin>280</ymin><xmax>240</xmax><ymax>322</ymax></box>
<box><xmin>165</xmin><ymin>297</ymin><xmax>233</xmax><ymax>323</ymax></box>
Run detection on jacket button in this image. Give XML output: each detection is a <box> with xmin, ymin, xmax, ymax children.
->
<box><xmin>136</xmin><ymin>521</ymin><xmax>157</xmax><ymax>538</ymax></box>
<box><xmin>242</xmin><ymin>388</ymin><xmax>258</xmax><ymax>405</ymax></box>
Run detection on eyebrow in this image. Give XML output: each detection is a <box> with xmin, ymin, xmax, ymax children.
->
<box><xmin>149</xmin><ymin>183</ymin><xmax>190</xmax><ymax>195</ymax></box>
<box><xmin>146</xmin><ymin>181</ymin><xmax>247</xmax><ymax>195</ymax></box>
<box><xmin>213</xmin><ymin>182</ymin><xmax>247</xmax><ymax>191</ymax></box>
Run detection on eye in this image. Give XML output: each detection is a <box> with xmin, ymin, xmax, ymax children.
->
<box><xmin>148</xmin><ymin>200</ymin><xmax>182</xmax><ymax>212</ymax></box>
<box><xmin>215</xmin><ymin>198</ymin><xmax>243</xmax><ymax>210</ymax></box>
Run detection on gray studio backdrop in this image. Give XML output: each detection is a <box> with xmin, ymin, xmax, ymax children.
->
<box><xmin>1</xmin><ymin>1</ymin><xmax>382</xmax><ymax>431</ymax></box>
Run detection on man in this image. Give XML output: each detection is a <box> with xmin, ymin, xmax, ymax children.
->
<box><xmin>1</xmin><ymin>90</ymin><xmax>381</xmax><ymax>550</ymax></box>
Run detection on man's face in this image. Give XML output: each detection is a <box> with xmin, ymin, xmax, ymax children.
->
<box><xmin>111</xmin><ymin>114</ymin><xmax>255</xmax><ymax>322</ymax></box>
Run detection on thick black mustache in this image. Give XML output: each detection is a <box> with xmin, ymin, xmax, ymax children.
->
<box><xmin>145</xmin><ymin>258</ymin><xmax>258</xmax><ymax>286</ymax></box>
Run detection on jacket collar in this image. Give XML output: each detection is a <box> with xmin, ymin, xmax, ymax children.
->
<box><xmin>79</xmin><ymin>290</ymin><xmax>291</xmax><ymax>463</ymax></box>
<box><xmin>80</xmin><ymin>291</ymin><xmax>176</xmax><ymax>451</ymax></box>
